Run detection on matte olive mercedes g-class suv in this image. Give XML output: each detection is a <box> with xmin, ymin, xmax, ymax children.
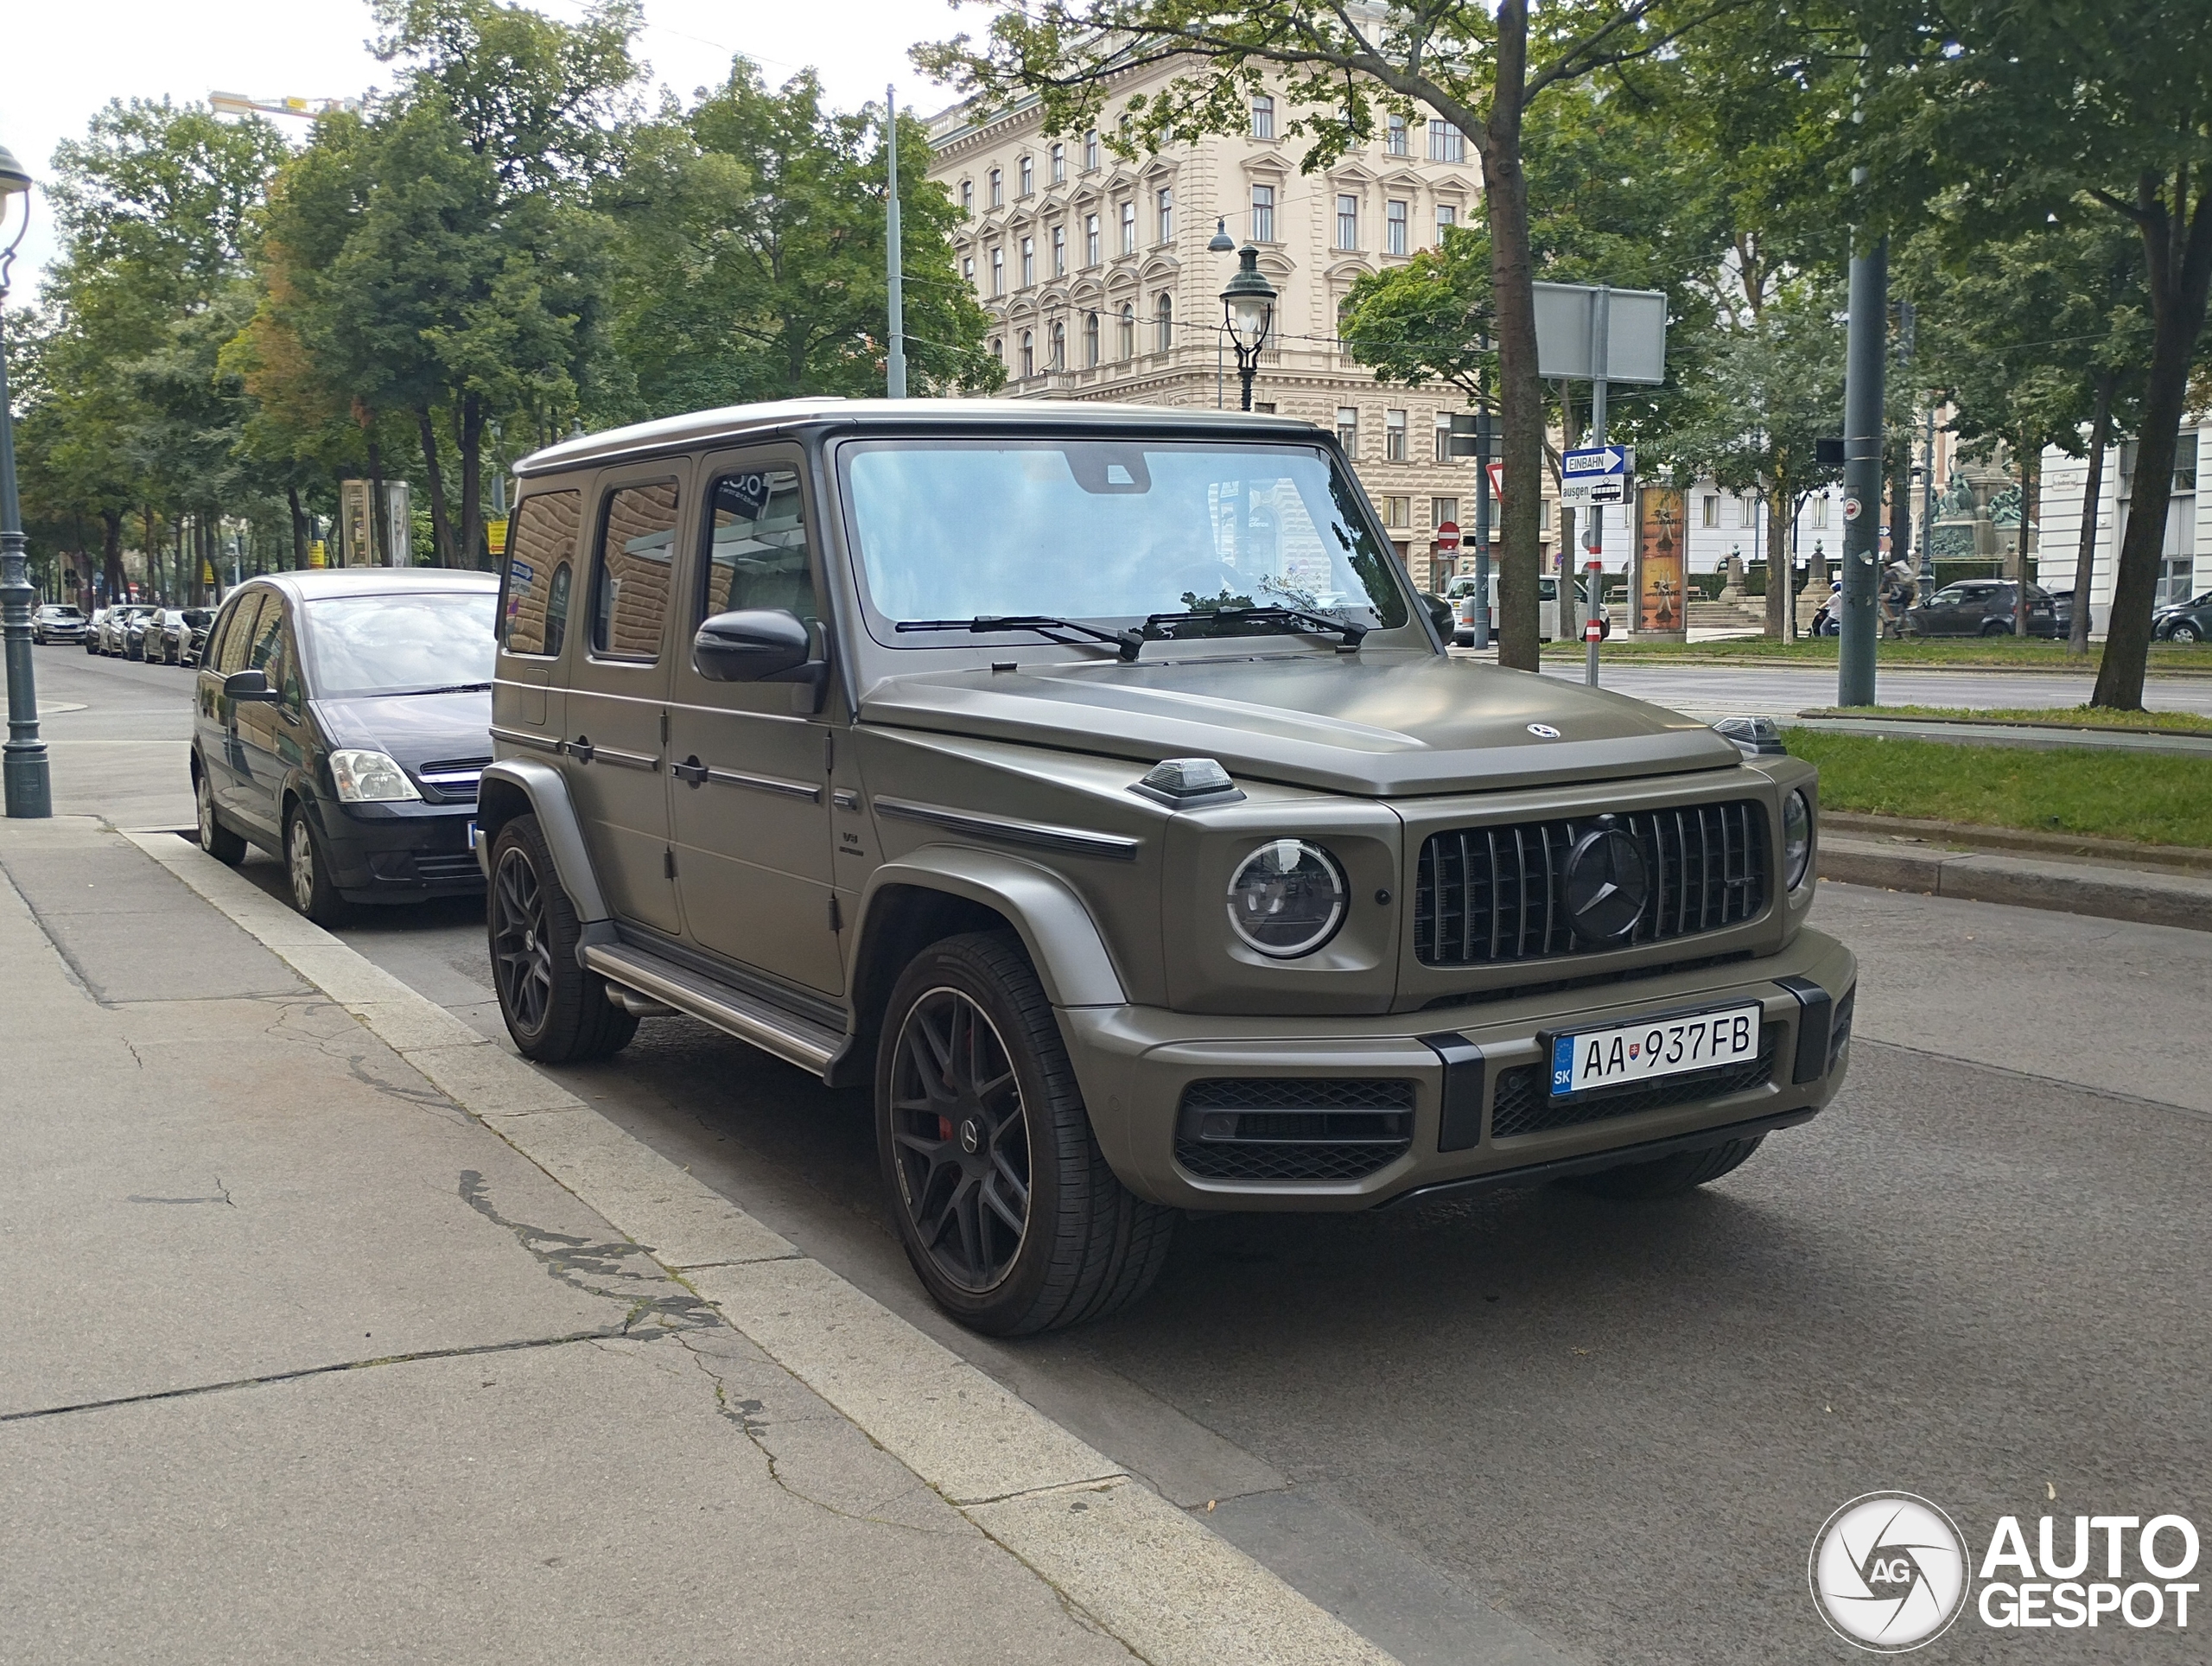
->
<box><xmin>476</xmin><ymin>399</ymin><xmax>1855</xmax><ymax>1334</ymax></box>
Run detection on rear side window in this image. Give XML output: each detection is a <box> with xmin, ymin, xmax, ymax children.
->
<box><xmin>502</xmin><ymin>490</ymin><xmax>582</xmax><ymax>657</ymax></box>
<box><xmin>214</xmin><ymin>595</ymin><xmax>266</xmax><ymax>674</ymax></box>
<box><xmin>590</xmin><ymin>482</ymin><xmax>679</xmax><ymax>662</ymax></box>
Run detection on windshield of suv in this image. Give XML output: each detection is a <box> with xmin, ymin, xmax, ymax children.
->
<box><xmin>842</xmin><ymin>440</ymin><xmax>1409</xmax><ymax>638</ymax></box>
<box><xmin>302</xmin><ymin>592</ymin><xmax>498</xmax><ymax>697</ymax></box>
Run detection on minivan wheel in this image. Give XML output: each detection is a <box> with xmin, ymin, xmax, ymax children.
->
<box><xmin>1560</xmin><ymin>1134</ymin><xmax>1764</xmax><ymax>1199</ymax></box>
<box><xmin>284</xmin><ymin>807</ymin><xmax>344</xmax><ymax>925</ymax></box>
<box><xmin>487</xmin><ymin>814</ymin><xmax>637</xmax><ymax>1063</ymax></box>
<box><xmin>194</xmin><ymin>766</ymin><xmax>246</xmax><ymax>866</ymax></box>
<box><xmin>877</xmin><ymin>932</ymin><xmax>1175</xmax><ymax>1335</ymax></box>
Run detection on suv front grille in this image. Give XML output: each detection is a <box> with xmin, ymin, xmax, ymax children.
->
<box><xmin>1174</xmin><ymin>1078</ymin><xmax>1414</xmax><ymax>1182</ymax></box>
<box><xmin>1490</xmin><ymin>1037</ymin><xmax>1778</xmax><ymax>1140</ymax></box>
<box><xmin>1414</xmin><ymin>800</ymin><xmax>1768</xmax><ymax>968</ymax></box>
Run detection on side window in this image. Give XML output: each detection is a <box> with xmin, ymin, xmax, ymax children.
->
<box><xmin>590</xmin><ymin>482</ymin><xmax>680</xmax><ymax>662</ymax></box>
<box><xmin>215</xmin><ymin>595</ymin><xmax>265</xmax><ymax>675</ymax></box>
<box><xmin>502</xmin><ymin>489</ymin><xmax>582</xmax><ymax>657</ymax></box>
<box><xmin>279</xmin><ymin>621</ymin><xmax>305</xmax><ymax>709</ymax></box>
<box><xmin>702</xmin><ymin>468</ymin><xmax>816</xmax><ymax>625</ymax></box>
<box><xmin>249</xmin><ymin>601</ymin><xmax>287</xmax><ymax>675</ymax></box>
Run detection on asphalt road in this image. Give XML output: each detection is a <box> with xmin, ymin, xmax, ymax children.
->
<box><xmin>41</xmin><ymin>640</ymin><xmax>2212</xmax><ymax>1664</ymax></box>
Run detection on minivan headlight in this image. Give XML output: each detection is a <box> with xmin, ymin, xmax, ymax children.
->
<box><xmin>330</xmin><ymin>749</ymin><xmax>422</xmax><ymax>804</ymax></box>
<box><xmin>1783</xmin><ymin>788</ymin><xmax>1813</xmax><ymax>891</ymax></box>
<box><xmin>1226</xmin><ymin>839</ymin><xmax>1347</xmax><ymax>958</ymax></box>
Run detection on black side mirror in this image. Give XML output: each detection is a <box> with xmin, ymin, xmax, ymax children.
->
<box><xmin>223</xmin><ymin>669</ymin><xmax>280</xmax><ymax>703</ymax></box>
<box><xmin>693</xmin><ymin>609</ymin><xmax>813</xmax><ymax>683</ymax></box>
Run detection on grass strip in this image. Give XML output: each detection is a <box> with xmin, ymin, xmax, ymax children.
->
<box><xmin>1538</xmin><ymin>637</ymin><xmax>2209</xmax><ymax>671</ymax></box>
<box><xmin>1784</xmin><ymin>728</ymin><xmax>2212</xmax><ymax>848</ymax></box>
<box><xmin>1796</xmin><ymin>705</ymin><xmax>2212</xmax><ymax>735</ymax></box>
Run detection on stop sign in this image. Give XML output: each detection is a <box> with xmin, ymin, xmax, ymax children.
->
<box><xmin>1434</xmin><ymin>520</ymin><xmax>1460</xmax><ymax>551</ymax></box>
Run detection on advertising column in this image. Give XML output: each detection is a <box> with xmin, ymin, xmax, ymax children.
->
<box><xmin>1634</xmin><ymin>484</ymin><xmax>1688</xmax><ymax>640</ymax></box>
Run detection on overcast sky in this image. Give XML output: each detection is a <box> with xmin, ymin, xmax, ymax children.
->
<box><xmin>3</xmin><ymin>0</ymin><xmax>969</xmax><ymax>296</ymax></box>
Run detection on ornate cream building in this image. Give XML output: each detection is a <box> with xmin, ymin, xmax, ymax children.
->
<box><xmin>925</xmin><ymin>82</ymin><xmax>1560</xmax><ymax>590</ymax></box>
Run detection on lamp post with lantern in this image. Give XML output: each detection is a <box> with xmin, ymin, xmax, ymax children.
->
<box><xmin>1217</xmin><ymin>244</ymin><xmax>1275</xmax><ymax>412</ymax></box>
<box><xmin>0</xmin><ymin>139</ymin><xmax>51</xmax><ymax>818</ymax></box>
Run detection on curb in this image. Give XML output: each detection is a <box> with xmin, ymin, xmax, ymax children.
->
<box><xmin>123</xmin><ymin>830</ymin><xmax>1398</xmax><ymax>1666</ymax></box>
<box><xmin>1823</xmin><ymin>812</ymin><xmax>2212</xmax><ymax>875</ymax></box>
<box><xmin>1818</xmin><ymin>835</ymin><xmax>2212</xmax><ymax>932</ymax></box>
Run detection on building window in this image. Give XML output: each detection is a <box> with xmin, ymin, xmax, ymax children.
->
<box><xmin>1084</xmin><ymin>310</ymin><xmax>1100</xmax><ymax>366</ymax></box>
<box><xmin>1386</xmin><ymin>114</ymin><xmax>1408</xmax><ymax>156</ymax></box>
<box><xmin>1336</xmin><ymin>194</ymin><xmax>1359</xmax><ymax>251</ymax></box>
<box><xmin>990</xmin><ymin>336</ymin><xmax>1002</xmax><ymax>366</ymax></box>
<box><xmin>1020</xmin><ymin>330</ymin><xmax>1034</xmax><ymax>378</ymax></box>
<box><xmin>1384</xmin><ymin>409</ymin><xmax>1408</xmax><ymax>461</ymax></box>
<box><xmin>1251</xmin><ymin>95</ymin><xmax>1274</xmax><ymax>140</ymax></box>
<box><xmin>1052</xmin><ymin>225</ymin><xmax>1066</xmax><ymax>277</ymax></box>
<box><xmin>1732</xmin><ymin>496</ymin><xmax>1752</xmax><ymax>529</ymax></box>
<box><xmin>988</xmin><ymin>168</ymin><xmax>1002</xmax><ymax>208</ymax></box>
<box><xmin>1382</xmin><ymin>495</ymin><xmax>1411</xmax><ymax>530</ymax></box>
<box><xmin>1120</xmin><ymin>200</ymin><xmax>1136</xmax><ymax>255</ymax></box>
<box><xmin>1428</xmin><ymin>120</ymin><xmax>1465</xmax><ymax>162</ymax></box>
<box><xmin>1156</xmin><ymin>186</ymin><xmax>1173</xmax><ymax>244</ymax></box>
<box><xmin>1701</xmin><ymin>495</ymin><xmax>1719</xmax><ymax>528</ymax></box>
<box><xmin>1019</xmin><ymin>155</ymin><xmax>1033</xmax><ymax>196</ymax></box>
<box><xmin>1154</xmin><ymin>291</ymin><xmax>1173</xmax><ymax>353</ymax></box>
<box><xmin>1084</xmin><ymin>213</ymin><xmax>1101</xmax><ymax>266</ymax></box>
<box><xmin>1251</xmin><ymin>184</ymin><xmax>1274</xmax><ymax>244</ymax></box>
<box><xmin>1431</xmin><ymin>496</ymin><xmax>1459</xmax><ymax>532</ymax></box>
<box><xmin>1541</xmin><ymin>499</ymin><xmax>1552</xmax><ymax>531</ymax></box>
<box><xmin>1050</xmin><ymin>320</ymin><xmax>1065</xmax><ymax>371</ymax></box>
<box><xmin>960</xmin><ymin>180</ymin><xmax>973</xmax><ymax>213</ymax></box>
<box><xmin>1434</xmin><ymin>412</ymin><xmax>1453</xmax><ymax>463</ymax></box>
<box><xmin>1336</xmin><ymin>406</ymin><xmax>1359</xmax><ymax>453</ymax></box>
<box><xmin>1386</xmin><ymin>200</ymin><xmax>1408</xmax><ymax>256</ymax></box>
<box><xmin>1050</xmin><ymin>143</ymin><xmax>1065</xmax><ymax>184</ymax></box>
<box><xmin>1435</xmin><ymin>204</ymin><xmax>1456</xmax><ymax>244</ymax></box>
<box><xmin>962</xmin><ymin>254</ymin><xmax>975</xmax><ymax>288</ymax></box>
<box><xmin>1254</xmin><ymin>402</ymin><xmax>1276</xmax><ymax>413</ymax></box>
<box><xmin>1084</xmin><ymin>130</ymin><xmax>1100</xmax><ymax>170</ymax></box>
<box><xmin>1020</xmin><ymin>237</ymin><xmax>1035</xmax><ymax>287</ymax></box>
<box><xmin>1119</xmin><ymin>302</ymin><xmax>1135</xmax><ymax>359</ymax></box>
<box><xmin>1812</xmin><ymin>496</ymin><xmax>1828</xmax><ymax>529</ymax></box>
<box><xmin>990</xmin><ymin>246</ymin><xmax>1004</xmax><ymax>296</ymax></box>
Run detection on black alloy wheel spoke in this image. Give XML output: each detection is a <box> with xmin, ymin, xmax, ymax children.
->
<box><xmin>493</xmin><ymin>852</ymin><xmax>553</xmax><ymax>1029</ymax></box>
<box><xmin>889</xmin><ymin>988</ymin><xmax>1033</xmax><ymax>1293</ymax></box>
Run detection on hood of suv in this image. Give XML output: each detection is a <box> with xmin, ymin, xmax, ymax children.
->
<box><xmin>862</xmin><ymin>652</ymin><xmax>1740</xmax><ymax>797</ymax></box>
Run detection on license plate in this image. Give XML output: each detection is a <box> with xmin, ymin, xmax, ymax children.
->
<box><xmin>1550</xmin><ymin>1003</ymin><xmax>1762</xmax><ymax>1097</ymax></box>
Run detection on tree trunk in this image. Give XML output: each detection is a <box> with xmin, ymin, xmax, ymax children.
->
<box><xmin>369</xmin><ymin>440</ymin><xmax>392</xmax><ymax>569</ymax></box>
<box><xmin>416</xmin><ymin>408</ymin><xmax>456</xmax><ymax>569</ymax></box>
<box><xmin>1764</xmin><ymin>486</ymin><xmax>1789</xmax><ymax>639</ymax></box>
<box><xmin>2093</xmin><ymin>185</ymin><xmax>2212</xmax><ymax>709</ymax></box>
<box><xmin>99</xmin><ymin>512</ymin><xmax>126</xmax><ymax>606</ymax></box>
<box><xmin>2014</xmin><ymin>445</ymin><xmax>2038</xmax><ymax>635</ymax></box>
<box><xmin>287</xmin><ymin>486</ymin><xmax>308</xmax><ymax>571</ymax></box>
<box><xmin>458</xmin><ymin>391</ymin><xmax>485</xmax><ymax>573</ymax></box>
<box><xmin>2069</xmin><ymin>374</ymin><xmax>2113</xmax><ymax>656</ymax></box>
<box><xmin>1480</xmin><ymin>0</ymin><xmax>1541</xmax><ymax>671</ymax></box>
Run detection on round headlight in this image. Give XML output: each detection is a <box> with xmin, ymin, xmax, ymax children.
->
<box><xmin>1783</xmin><ymin>788</ymin><xmax>1813</xmax><ymax>891</ymax></box>
<box><xmin>1226</xmin><ymin>839</ymin><xmax>1348</xmax><ymax>958</ymax></box>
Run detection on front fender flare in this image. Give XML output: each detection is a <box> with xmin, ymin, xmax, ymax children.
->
<box><xmin>475</xmin><ymin>759</ymin><xmax>610</xmax><ymax>925</ymax></box>
<box><xmin>855</xmin><ymin>846</ymin><xmax>1126</xmax><ymax>1009</ymax></box>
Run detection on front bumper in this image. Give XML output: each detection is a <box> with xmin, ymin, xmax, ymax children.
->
<box><xmin>313</xmin><ymin>798</ymin><xmax>485</xmax><ymax>903</ymax></box>
<box><xmin>1062</xmin><ymin>927</ymin><xmax>1855</xmax><ymax>1211</ymax></box>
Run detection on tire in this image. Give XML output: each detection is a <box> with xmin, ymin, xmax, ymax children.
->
<box><xmin>486</xmin><ymin>813</ymin><xmax>637</xmax><ymax>1064</ymax></box>
<box><xmin>1980</xmin><ymin>619</ymin><xmax>2012</xmax><ymax>637</ymax></box>
<box><xmin>1560</xmin><ymin>1135</ymin><xmax>1765</xmax><ymax>1199</ymax></box>
<box><xmin>194</xmin><ymin>765</ymin><xmax>247</xmax><ymax>866</ymax></box>
<box><xmin>877</xmin><ymin>932</ymin><xmax>1176</xmax><ymax>1336</ymax></box>
<box><xmin>283</xmin><ymin>804</ymin><xmax>346</xmax><ymax>925</ymax></box>
<box><xmin>2173</xmin><ymin>622</ymin><xmax>2201</xmax><ymax>645</ymax></box>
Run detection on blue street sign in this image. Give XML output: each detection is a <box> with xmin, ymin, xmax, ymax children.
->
<box><xmin>1560</xmin><ymin>444</ymin><xmax>1633</xmax><ymax>506</ymax></box>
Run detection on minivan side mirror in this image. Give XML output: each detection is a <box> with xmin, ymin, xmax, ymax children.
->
<box><xmin>223</xmin><ymin>669</ymin><xmax>280</xmax><ymax>703</ymax></box>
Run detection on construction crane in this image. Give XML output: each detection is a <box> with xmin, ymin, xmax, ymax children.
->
<box><xmin>210</xmin><ymin>92</ymin><xmax>361</xmax><ymax>121</ymax></box>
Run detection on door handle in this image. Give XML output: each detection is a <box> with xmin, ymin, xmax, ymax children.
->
<box><xmin>672</xmin><ymin>755</ymin><xmax>707</xmax><ymax>786</ymax></box>
<box><xmin>564</xmin><ymin>735</ymin><xmax>595</xmax><ymax>764</ymax></box>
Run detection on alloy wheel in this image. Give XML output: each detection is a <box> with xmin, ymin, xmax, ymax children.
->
<box><xmin>887</xmin><ymin>988</ymin><xmax>1032</xmax><ymax>1293</ymax></box>
<box><xmin>196</xmin><ymin>774</ymin><xmax>216</xmax><ymax>851</ymax></box>
<box><xmin>491</xmin><ymin>846</ymin><xmax>555</xmax><ymax>1033</ymax></box>
<box><xmin>2176</xmin><ymin>623</ymin><xmax>2200</xmax><ymax>644</ymax></box>
<box><xmin>287</xmin><ymin>818</ymin><xmax>319</xmax><ymax>913</ymax></box>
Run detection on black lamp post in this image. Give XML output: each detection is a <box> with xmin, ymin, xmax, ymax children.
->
<box><xmin>1218</xmin><ymin>244</ymin><xmax>1275</xmax><ymax>412</ymax></box>
<box><xmin>0</xmin><ymin>140</ymin><xmax>50</xmax><ymax>818</ymax></box>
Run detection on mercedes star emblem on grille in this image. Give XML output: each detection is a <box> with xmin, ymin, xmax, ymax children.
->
<box><xmin>1564</xmin><ymin>820</ymin><xmax>1649</xmax><ymax>944</ymax></box>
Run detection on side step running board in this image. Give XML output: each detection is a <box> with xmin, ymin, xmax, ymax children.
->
<box><xmin>582</xmin><ymin>942</ymin><xmax>847</xmax><ymax>1079</ymax></box>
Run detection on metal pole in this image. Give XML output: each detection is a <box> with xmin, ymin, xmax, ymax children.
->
<box><xmin>1238</xmin><ymin>363</ymin><xmax>1255</xmax><ymax>412</ymax></box>
<box><xmin>1586</xmin><ymin>286</ymin><xmax>1609</xmax><ymax>687</ymax></box>
<box><xmin>1919</xmin><ymin>401</ymin><xmax>1937</xmax><ymax>601</ymax></box>
<box><xmin>1472</xmin><ymin>402</ymin><xmax>1491</xmax><ymax>653</ymax></box>
<box><xmin>0</xmin><ymin>284</ymin><xmax>51</xmax><ymax>817</ymax></box>
<box><xmin>885</xmin><ymin>86</ymin><xmax>907</xmax><ymax>399</ymax></box>
<box><xmin>1838</xmin><ymin>231</ymin><xmax>1886</xmax><ymax>705</ymax></box>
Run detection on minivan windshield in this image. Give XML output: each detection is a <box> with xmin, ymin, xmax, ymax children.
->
<box><xmin>842</xmin><ymin>440</ymin><xmax>1409</xmax><ymax>638</ymax></box>
<box><xmin>302</xmin><ymin>591</ymin><xmax>498</xmax><ymax>697</ymax></box>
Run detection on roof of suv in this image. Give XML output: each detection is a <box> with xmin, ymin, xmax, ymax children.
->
<box><xmin>228</xmin><ymin>569</ymin><xmax>499</xmax><ymax>604</ymax></box>
<box><xmin>514</xmin><ymin>397</ymin><xmax>1324</xmax><ymax>480</ymax></box>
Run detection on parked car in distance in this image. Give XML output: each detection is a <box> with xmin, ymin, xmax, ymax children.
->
<box><xmin>145</xmin><ymin>607</ymin><xmax>213</xmax><ymax>665</ymax></box>
<box><xmin>1903</xmin><ymin>578</ymin><xmax>2060</xmax><ymax>638</ymax></box>
<box><xmin>181</xmin><ymin>609</ymin><xmax>216</xmax><ymax>667</ymax></box>
<box><xmin>31</xmin><ymin>604</ymin><xmax>87</xmax><ymax>645</ymax></box>
<box><xmin>1449</xmin><ymin>573</ymin><xmax>1609</xmax><ymax>645</ymax></box>
<box><xmin>473</xmin><ymin>398</ymin><xmax>1854</xmax><ymax>1336</ymax></box>
<box><xmin>83</xmin><ymin>607</ymin><xmax>109</xmax><ymax>652</ymax></box>
<box><xmin>96</xmin><ymin>604</ymin><xmax>156</xmax><ymax>656</ymax></box>
<box><xmin>192</xmin><ymin>569</ymin><xmax>498</xmax><ymax>922</ymax></box>
<box><xmin>2152</xmin><ymin>591</ymin><xmax>2212</xmax><ymax>644</ymax></box>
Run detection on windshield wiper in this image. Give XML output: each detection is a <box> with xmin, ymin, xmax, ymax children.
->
<box><xmin>896</xmin><ymin>616</ymin><xmax>1139</xmax><ymax>653</ymax></box>
<box><xmin>1122</xmin><ymin>606</ymin><xmax>1368</xmax><ymax>661</ymax></box>
<box><xmin>400</xmin><ymin>683</ymin><xmax>494</xmax><ymax>695</ymax></box>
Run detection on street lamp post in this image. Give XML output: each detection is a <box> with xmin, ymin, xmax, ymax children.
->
<box><xmin>0</xmin><ymin>141</ymin><xmax>51</xmax><ymax>818</ymax></box>
<box><xmin>1217</xmin><ymin>245</ymin><xmax>1275</xmax><ymax>412</ymax></box>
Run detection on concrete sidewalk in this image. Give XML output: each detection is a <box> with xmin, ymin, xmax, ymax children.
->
<box><xmin>0</xmin><ymin>818</ymin><xmax>1390</xmax><ymax>1665</ymax></box>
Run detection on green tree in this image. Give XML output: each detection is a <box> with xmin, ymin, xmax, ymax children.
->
<box><xmin>918</xmin><ymin>0</ymin><xmax>1742</xmax><ymax>671</ymax></box>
